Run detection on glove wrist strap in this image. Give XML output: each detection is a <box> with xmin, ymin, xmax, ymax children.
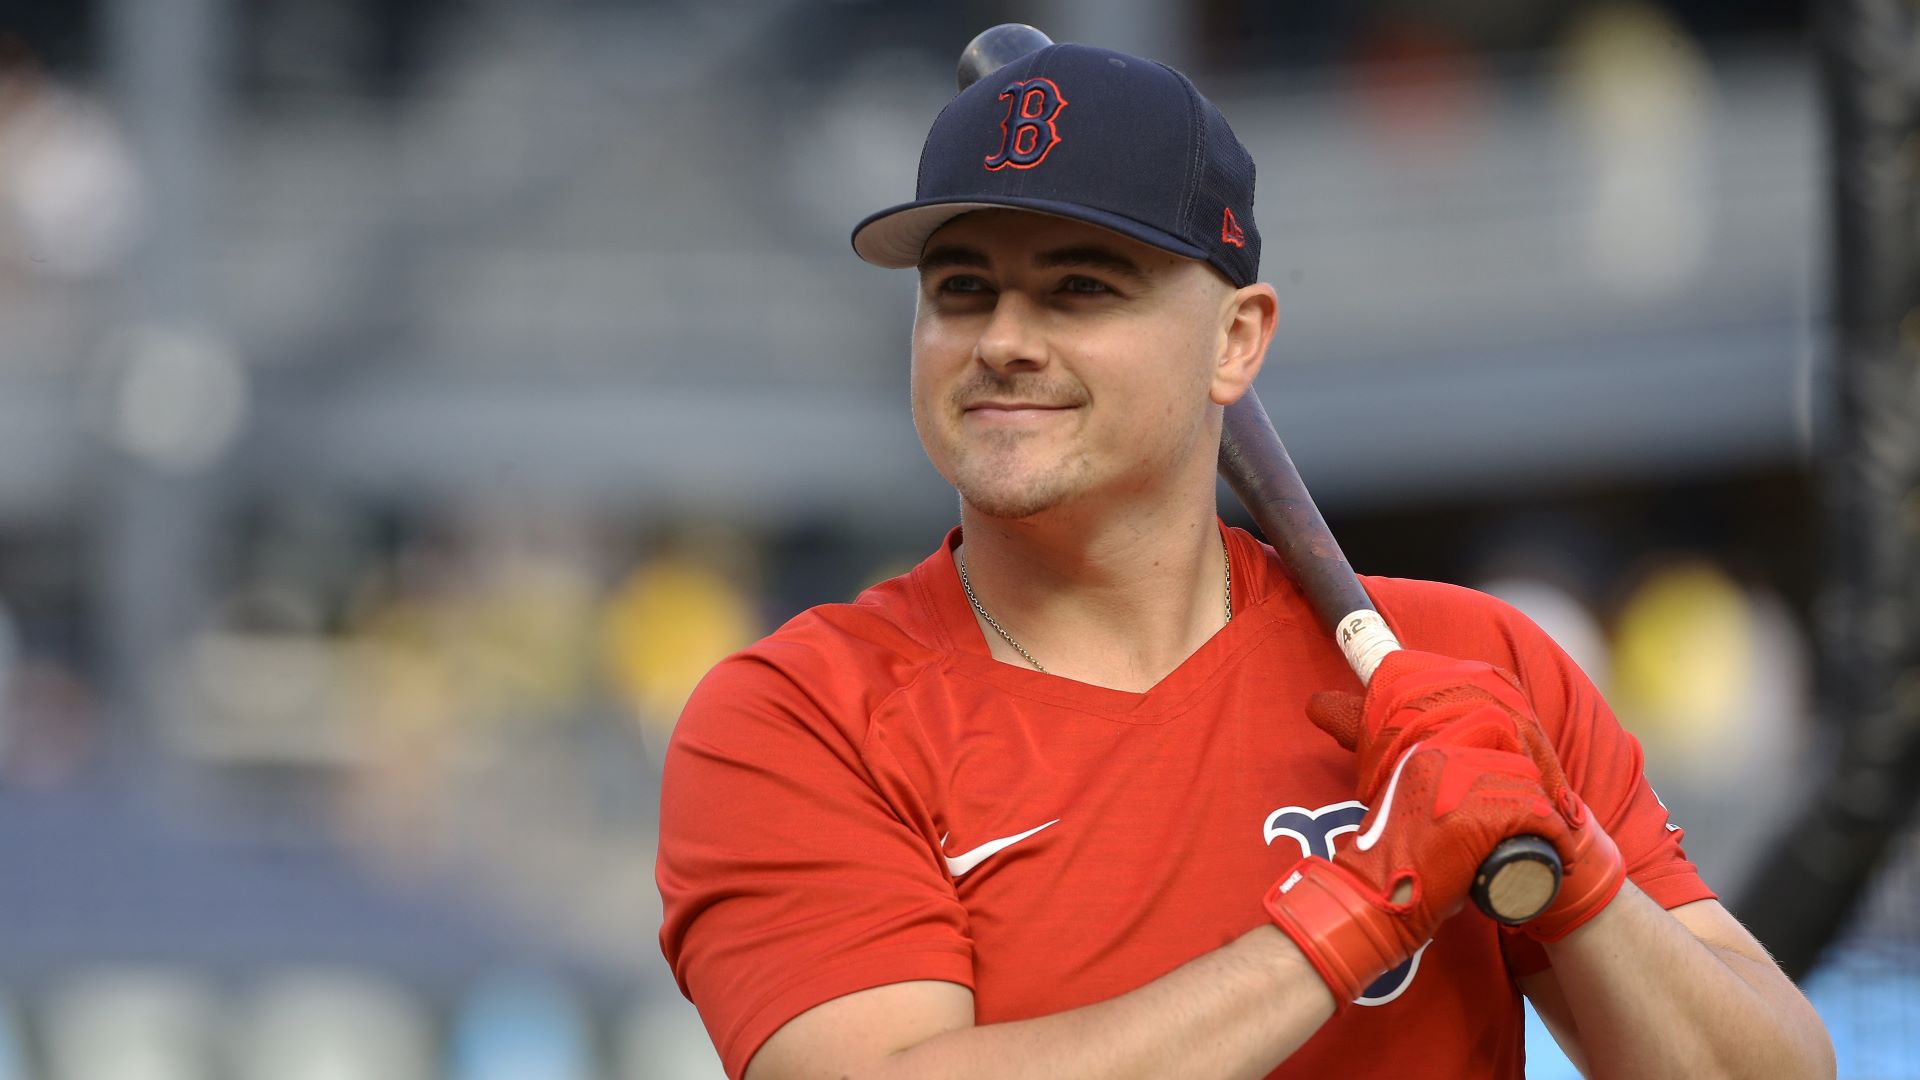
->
<box><xmin>1523</xmin><ymin>808</ymin><xmax>1626</xmax><ymax>942</ymax></box>
<box><xmin>1263</xmin><ymin>857</ymin><xmax>1412</xmax><ymax>1006</ymax></box>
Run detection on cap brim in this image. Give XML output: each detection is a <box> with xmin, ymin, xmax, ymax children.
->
<box><xmin>851</xmin><ymin>196</ymin><xmax>1209</xmax><ymax>269</ymax></box>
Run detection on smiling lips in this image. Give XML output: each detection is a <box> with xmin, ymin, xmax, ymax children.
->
<box><xmin>964</xmin><ymin>401</ymin><xmax>1077</xmax><ymax>421</ymax></box>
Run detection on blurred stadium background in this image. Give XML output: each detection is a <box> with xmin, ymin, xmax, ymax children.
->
<box><xmin>0</xmin><ymin>0</ymin><xmax>1913</xmax><ymax>1076</ymax></box>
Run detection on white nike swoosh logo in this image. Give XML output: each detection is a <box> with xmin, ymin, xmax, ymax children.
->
<box><xmin>1356</xmin><ymin>747</ymin><xmax>1418</xmax><ymax>852</ymax></box>
<box><xmin>941</xmin><ymin>819</ymin><xmax>1060</xmax><ymax>877</ymax></box>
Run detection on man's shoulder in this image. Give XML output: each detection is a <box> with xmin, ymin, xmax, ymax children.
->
<box><xmin>1228</xmin><ymin>527</ymin><xmax>1505</xmax><ymax>631</ymax></box>
<box><xmin>1360</xmin><ymin>574</ymin><xmax>1599</xmax><ymax>720</ymax></box>
<box><xmin>752</xmin><ymin>572</ymin><xmax>943</xmax><ymax>677</ymax></box>
<box><xmin>1361</xmin><ymin>574</ymin><xmax>1512</xmax><ymax>617</ymax></box>
<box><xmin>1359</xmin><ymin>574</ymin><xmax>1550</xmax><ymax>663</ymax></box>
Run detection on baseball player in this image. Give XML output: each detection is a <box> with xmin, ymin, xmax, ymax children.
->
<box><xmin>657</xmin><ymin>41</ymin><xmax>1833</xmax><ymax>1080</ymax></box>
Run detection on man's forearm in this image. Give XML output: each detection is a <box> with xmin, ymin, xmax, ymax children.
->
<box><xmin>866</xmin><ymin>927</ymin><xmax>1333</xmax><ymax>1080</ymax></box>
<box><xmin>1544</xmin><ymin>882</ymin><xmax>1834</xmax><ymax>1080</ymax></box>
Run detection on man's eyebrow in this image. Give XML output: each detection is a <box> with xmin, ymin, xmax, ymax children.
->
<box><xmin>1033</xmin><ymin>245</ymin><xmax>1147</xmax><ymax>281</ymax></box>
<box><xmin>917</xmin><ymin>245</ymin><xmax>989</xmax><ymax>274</ymax></box>
<box><xmin>915</xmin><ymin>241</ymin><xmax>1150</xmax><ymax>281</ymax></box>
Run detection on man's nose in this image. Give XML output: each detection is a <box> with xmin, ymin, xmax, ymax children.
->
<box><xmin>973</xmin><ymin>291</ymin><xmax>1048</xmax><ymax>372</ymax></box>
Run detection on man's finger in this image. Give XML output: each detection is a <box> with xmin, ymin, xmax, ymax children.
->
<box><xmin>1304</xmin><ymin>690</ymin><xmax>1365</xmax><ymax>750</ymax></box>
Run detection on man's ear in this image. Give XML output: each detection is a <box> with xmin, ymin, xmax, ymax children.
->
<box><xmin>1211</xmin><ymin>282</ymin><xmax>1278</xmax><ymax>406</ymax></box>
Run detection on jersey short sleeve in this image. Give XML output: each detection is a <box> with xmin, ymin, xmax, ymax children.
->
<box><xmin>657</xmin><ymin>636</ymin><xmax>972</xmax><ymax>1079</ymax></box>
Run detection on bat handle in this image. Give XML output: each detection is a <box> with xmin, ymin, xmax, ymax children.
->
<box><xmin>1336</xmin><ymin>609</ymin><xmax>1402</xmax><ymax>688</ymax></box>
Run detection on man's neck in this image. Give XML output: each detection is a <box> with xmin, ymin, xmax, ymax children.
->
<box><xmin>955</xmin><ymin>493</ymin><xmax>1231</xmax><ymax>693</ymax></box>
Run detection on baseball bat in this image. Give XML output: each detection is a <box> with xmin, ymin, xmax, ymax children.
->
<box><xmin>957</xmin><ymin>24</ymin><xmax>1561</xmax><ymax>926</ymax></box>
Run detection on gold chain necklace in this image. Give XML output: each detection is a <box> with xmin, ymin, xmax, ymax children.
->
<box><xmin>957</xmin><ymin>541</ymin><xmax>1232</xmax><ymax>673</ymax></box>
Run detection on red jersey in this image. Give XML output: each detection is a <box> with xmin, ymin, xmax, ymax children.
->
<box><xmin>658</xmin><ymin>524</ymin><xmax>1713</xmax><ymax>1079</ymax></box>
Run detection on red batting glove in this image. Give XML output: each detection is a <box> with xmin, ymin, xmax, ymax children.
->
<box><xmin>1304</xmin><ymin>649</ymin><xmax>1626</xmax><ymax>943</ymax></box>
<box><xmin>1263</xmin><ymin>740</ymin><xmax>1559</xmax><ymax>1004</ymax></box>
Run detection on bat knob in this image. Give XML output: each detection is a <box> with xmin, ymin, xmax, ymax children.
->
<box><xmin>957</xmin><ymin>23</ymin><xmax>1055</xmax><ymax>90</ymax></box>
<box><xmin>1472</xmin><ymin>834</ymin><xmax>1563</xmax><ymax>925</ymax></box>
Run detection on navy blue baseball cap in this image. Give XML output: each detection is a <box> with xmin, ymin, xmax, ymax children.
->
<box><xmin>852</xmin><ymin>43</ymin><xmax>1261</xmax><ymax>287</ymax></box>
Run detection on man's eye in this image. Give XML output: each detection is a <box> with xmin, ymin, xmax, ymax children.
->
<box><xmin>938</xmin><ymin>275</ymin><xmax>989</xmax><ymax>293</ymax></box>
<box><xmin>1061</xmin><ymin>276</ymin><xmax>1111</xmax><ymax>295</ymax></box>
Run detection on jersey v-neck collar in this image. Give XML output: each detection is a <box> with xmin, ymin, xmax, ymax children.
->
<box><xmin>906</xmin><ymin>520</ymin><xmax>1312</xmax><ymax>723</ymax></box>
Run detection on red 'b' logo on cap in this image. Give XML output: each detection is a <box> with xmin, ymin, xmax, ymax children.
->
<box><xmin>986</xmin><ymin>78</ymin><xmax>1067</xmax><ymax>171</ymax></box>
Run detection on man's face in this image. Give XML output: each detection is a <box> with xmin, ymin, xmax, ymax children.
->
<box><xmin>910</xmin><ymin>210</ymin><xmax>1235</xmax><ymax>521</ymax></box>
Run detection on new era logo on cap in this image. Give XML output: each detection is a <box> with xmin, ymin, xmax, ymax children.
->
<box><xmin>1221</xmin><ymin>207</ymin><xmax>1246</xmax><ymax>249</ymax></box>
<box><xmin>851</xmin><ymin>43</ymin><xmax>1261</xmax><ymax>288</ymax></box>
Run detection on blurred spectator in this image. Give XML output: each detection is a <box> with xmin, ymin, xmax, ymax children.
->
<box><xmin>335</xmin><ymin>511</ymin><xmax>604</xmax><ymax>858</ymax></box>
<box><xmin>1557</xmin><ymin>2</ymin><xmax>1712</xmax><ymax>296</ymax></box>
<box><xmin>1612</xmin><ymin>559</ymin><xmax>1776</xmax><ymax>768</ymax></box>
<box><xmin>600</xmin><ymin>531</ymin><xmax>762</xmax><ymax>760</ymax></box>
<box><xmin>1347</xmin><ymin>17</ymin><xmax>1490</xmax><ymax>168</ymax></box>
<box><xmin>1608</xmin><ymin>557</ymin><xmax>1811</xmax><ymax>886</ymax></box>
<box><xmin>0</xmin><ymin>31</ymin><xmax>142</xmax><ymax>282</ymax></box>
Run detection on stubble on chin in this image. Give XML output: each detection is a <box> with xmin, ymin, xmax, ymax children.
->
<box><xmin>946</xmin><ymin>438</ymin><xmax>1092</xmax><ymax>520</ymax></box>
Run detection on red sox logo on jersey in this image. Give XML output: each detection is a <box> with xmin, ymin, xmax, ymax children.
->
<box><xmin>986</xmin><ymin>77</ymin><xmax>1068</xmax><ymax>171</ymax></box>
<box><xmin>1265</xmin><ymin>800</ymin><xmax>1430</xmax><ymax>1006</ymax></box>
